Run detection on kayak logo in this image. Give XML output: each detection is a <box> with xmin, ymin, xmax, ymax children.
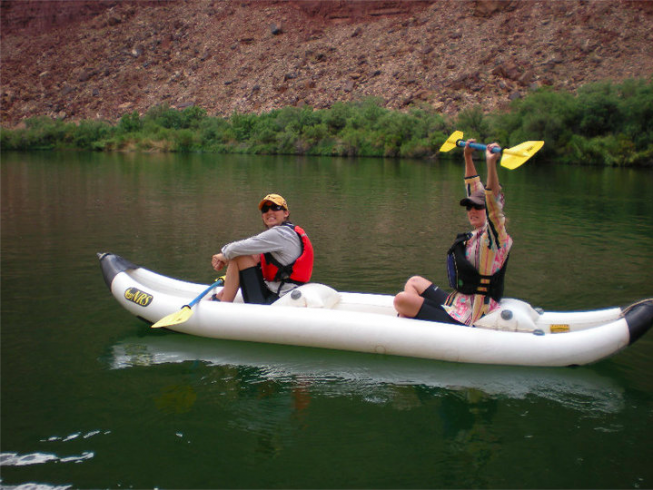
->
<box><xmin>550</xmin><ymin>324</ymin><xmax>570</xmax><ymax>333</ymax></box>
<box><xmin>124</xmin><ymin>287</ymin><xmax>153</xmax><ymax>307</ymax></box>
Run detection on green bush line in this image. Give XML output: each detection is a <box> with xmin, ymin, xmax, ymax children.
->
<box><xmin>2</xmin><ymin>78</ymin><xmax>651</xmax><ymax>166</ymax></box>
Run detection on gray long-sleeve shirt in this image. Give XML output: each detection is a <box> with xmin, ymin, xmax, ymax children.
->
<box><xmin>221</xmin><ymin>224</ymin><xmax>302</xmax><ymax>296</ymax></box>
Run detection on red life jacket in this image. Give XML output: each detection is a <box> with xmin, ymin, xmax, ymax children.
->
<box><xmin>260</xmin><ymin>223</ymin><xmax>314</xmax><ymax>284</ymax></box>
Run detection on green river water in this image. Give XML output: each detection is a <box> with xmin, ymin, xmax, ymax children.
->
<box><xmin>1</xmin><ymin>151</ymin><xmax>652</xmax><ymax>489</ymax></box>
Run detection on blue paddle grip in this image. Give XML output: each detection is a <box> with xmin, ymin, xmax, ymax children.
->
<box><xmin>456</xmin><ymin>140</ymin><xmax>502</xmax><ymax>153</ymax></box>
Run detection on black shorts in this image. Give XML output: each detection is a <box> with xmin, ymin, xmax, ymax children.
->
<box><xmin>415</xmin><ymin>285</ymin><xmax>464</xmax><ymax>325</ymax></box>
<box><xmin>239</xmin><ymin>266</ymin><xmax>279</xmax><ymax>305</ymax></box>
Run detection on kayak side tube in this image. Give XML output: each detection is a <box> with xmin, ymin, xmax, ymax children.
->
<box><xmin>623</xmin><ymin>299</ymin><xmax>653</xmax><ymax>345</ymax></box>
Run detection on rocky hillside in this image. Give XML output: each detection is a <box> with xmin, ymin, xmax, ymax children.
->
<box><xmin>2</xmin><ymin>0</ymin><xmax>652</xmax><ymax>127</ymax></box>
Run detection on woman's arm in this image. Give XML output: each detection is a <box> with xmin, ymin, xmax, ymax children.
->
<box><xmin>464</xmin><ymin>139</ymin><xmax>478</xmax><ymax>178</ymax></box>
<box><xmin>484</xmin><ymin>143</ymin><xmax>510</xmax><ymax>246</ymax></box>
<box><xmin>221</xmin><ymin>227</ymin><xmax>289</xmax><ymax>260</ymax></box>
<box><xmin>213</xmin><ymin>228</ymin><xmax>291</xmax><ymax>272</ymax></box>
<box><xmin>485</xmin><ymin>143</ymin><xmax>501</xmax><ymax>197</ymax></box>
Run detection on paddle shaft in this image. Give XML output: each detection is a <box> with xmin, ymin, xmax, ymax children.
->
<box><xmin>186</xmin><ymin>281</ymin><xmax>221</xmax><ymax>308</ymax></box>
<box><xmin>455</xmin><ymin>139</ymin><xmax>535</xmax><ymax>158</ymax></box>
<box><xmin>456</xmin><ymin>139</ymin><xmax>502</xmax><ymax>154</ymax></box>
<box><xmin>151</xmin><ymin>279</ymin><xmax>222</xmax><ymax>329</ymax></box>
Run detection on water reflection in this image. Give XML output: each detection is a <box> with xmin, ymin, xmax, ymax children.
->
<box><xmin>3</xmin><ymin>152</ymin><xmax>651</xmax><ymax>489</ymax></box>
<box><xmin>110</xmin><ymin>333</ymin><xmax>625</xmax><ymax>414</ymax></box>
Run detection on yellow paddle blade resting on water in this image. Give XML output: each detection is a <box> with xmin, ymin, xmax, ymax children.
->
<box><xmin>439</xmin><ymin>131</ymin><xmax>544</xmax><ymax>169</ymax></box>
<box><xmin>151</xmin><ymin>305</ymin><xmax>194</xmax><ymax>329</ymax></box>
<box><xmin>151</xmin><ymin>278</ymin><xmax>223</xmax><ymax>329</ymax></box>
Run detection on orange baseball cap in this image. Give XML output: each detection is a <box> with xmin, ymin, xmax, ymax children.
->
<box><xmin>258</xmin><ymin>193</ymin><xmax>288</xmax><ymax>211</ymax></box>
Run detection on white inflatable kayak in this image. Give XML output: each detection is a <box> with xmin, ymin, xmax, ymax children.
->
<box><xmin>99</xmin><ymin>253</ymin><xmax>653</xmax><ymax>367</ymax></box>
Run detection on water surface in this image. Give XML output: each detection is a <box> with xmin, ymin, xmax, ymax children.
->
<box><xmin>2</xmin><ymin>152</ymin><xmax>652</xmax><ymax>489</ymax></box>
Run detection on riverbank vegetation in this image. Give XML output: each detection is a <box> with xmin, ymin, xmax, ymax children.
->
<box><xmin>1</xmin><ymin>78</ymin><xmax>651</xmax><ymax>166</ymax></box>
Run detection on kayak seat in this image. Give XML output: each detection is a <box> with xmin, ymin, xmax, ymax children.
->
<box><xmin>473</xmin><ymin>298</ymin><xmax>543</xmax><ymax>333</ymax></box>
<box><xmin>272</xmin><ymin>283</ymin><xmax>341</xmax><ymax>309</ymax></box>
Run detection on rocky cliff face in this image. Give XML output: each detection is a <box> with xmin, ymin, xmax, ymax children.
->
<box><xmin>1</xmin><ymin>0</ymin><xmax>652</xmax><ymax>127</ymax></box>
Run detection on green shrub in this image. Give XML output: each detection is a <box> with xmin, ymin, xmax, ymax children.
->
<box><xmin>230</xmin><ymin>111</ymin><xmax>257</xmax><ymax>142</ymax></box>
<box><xmin>143</xmin><ymin>104</ymin><xmax>183</xmax><ymax>129</ymax></box>
<box><xmin>181</xmin><ymin>106</ymin><xmax>208</xmax><ymax>129</ymax></box>
<box><xmin>400</xmin><ymin>138</ymin><xmax>434</xmax><ymax>159</ymax></box>
<box><xmin>175</xmin><ymin>129</ymin><xmax>198</xmax><ymax>152</ymax></box>
<box><xmin>119</xmin><ymin>111</ymin><xmax>142</xmax><ymax>133</ymax></box>
<box><xmin>456</xmin><ymin>106</ymin><xmax>491</xmax><ymax>141</ymax></box>
<box><xmin>301</xmin><ymin>122</ymin><xmax>329</xmax><ymax>149</ymax></box>
<box><xmin>2</xmin><ymin>78</ymin><xmax>651</xmax><ymax>165</ymax></box>
<box><xmin>324</xmin><ymin>102</ymin><xmax>352</xmax><ymax>132</ymax></box>
<box><xmin>0</xmin><ymin>127</ymin><xmax>25</xmax><ymax>150</ymax></box>
<box><xmin>73</xmin><ymin>120</ymin><xmax>113</xmax><ymax>150</ymax></box>
<box><xmin>575</xmin><ymin>82</ymin><xmax>622</xmax><ymax>137</ymax></box>
<box><xmin>19</xmin><ymin>116</ymin><xmax>67</xmax><ymax>149</ymax></box>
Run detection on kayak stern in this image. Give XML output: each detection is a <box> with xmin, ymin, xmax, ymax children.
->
<box><xmin>623</xmin><ymin>299</ymin><xmax>653</xmax><ymax>345</ymax></box>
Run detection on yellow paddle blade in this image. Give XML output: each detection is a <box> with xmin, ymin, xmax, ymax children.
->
<box><xmin>500</xmin><ymin>140</ymin><xmax>545</xmax><ymax>170</ymax></box>
<box><xmin>439</xmin><ymin>131</ymin><xmax>464</xmax><ymax>152</ymax></box>
<box><xmin>151</xmin><ymin>305</ymin><xmax>193</xmax><ymax>329</ymax></box>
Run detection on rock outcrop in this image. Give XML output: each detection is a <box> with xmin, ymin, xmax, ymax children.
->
<box><xmin>1</xmin><ymin>0</ymin><xmax>652</xmax><ymax>126</ymax></box>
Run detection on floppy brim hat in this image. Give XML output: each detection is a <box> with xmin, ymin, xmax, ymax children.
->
<box><xmin>459</xmin><ymin>189</ymin><xmax>486</xmax><ymax>208</ymax></box>
<box><xmin>258</xmin><ymin>193</ymin><xmax>288</xmax><ymax>211</ymax></box>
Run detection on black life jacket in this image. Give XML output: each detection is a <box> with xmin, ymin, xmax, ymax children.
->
<box><xmin>261</xmin><ymin>222</ymin><xmax>314</xmax><ymax>285</ymax></box>
<box><xmin>446</xmin><ymin>232</ymin><xmax>509</xmax><ymax>302</ymax></box>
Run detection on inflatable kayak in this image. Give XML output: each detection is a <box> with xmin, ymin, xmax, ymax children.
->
<box><xmin>98</xmin><ymin>252</ymin><xmax>653</xmax><ymax>367</ymax></box>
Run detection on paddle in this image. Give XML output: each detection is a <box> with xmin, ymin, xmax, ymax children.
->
<box><xmin>439</xmin><ymin>131</ymin><xmax>544</xmax><ymax>169</ymax></box>
<box><xmin>151</xmin><ymin>280</ymin><xmax>222</xmax><ymax>329</ymax></box>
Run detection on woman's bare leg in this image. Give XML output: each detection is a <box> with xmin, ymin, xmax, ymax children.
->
<box><xmin>217</xmin><ymin>255</ymin><xmax>259</xmax><ymax>302</ymax></box>
<box><xmin>393</xmin><ymin>276</ymin><xmax>433</xmax><ymax>317</ymax></box>
<box><xmin>403</xmin><ymin>276</ymin><xmax>432</xmax><ymax>295</ymax></box>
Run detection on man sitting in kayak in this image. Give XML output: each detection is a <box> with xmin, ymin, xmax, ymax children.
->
<box><xmin>211</xmin><ymin>193</ymin><xmax>314</xmax><ymax>304</ymax></box>
<box><xmin>394</xmin><ymin>140</ymin><xmax>512</xmax><ymax>326</ymax></box>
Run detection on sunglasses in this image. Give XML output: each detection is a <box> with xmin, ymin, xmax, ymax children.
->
<box><xmin>466</xmin><ymin>204</ymin><xmax>485</xmax><ymax>211</ymax></box>
<box><xmin>261</xmin><ymin>204</ymin><xmax>286</xmax><ymax>213</ymax></box>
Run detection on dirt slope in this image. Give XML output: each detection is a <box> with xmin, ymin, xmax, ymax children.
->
<box><xmin>1</xmin><ymin>0</ymin><xmax>652</xmax><ymax>127</ymax></box>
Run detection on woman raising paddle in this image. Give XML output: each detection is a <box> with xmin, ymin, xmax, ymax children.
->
<box><xmin>394</xmin><ymin>140</ymin><xmax>513</xmax><ymax>325</ymax></box>
<box><xmin>211</xmin><ymin>193</ymin><xmax>314</xmax><ymax>304</ymax></box>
